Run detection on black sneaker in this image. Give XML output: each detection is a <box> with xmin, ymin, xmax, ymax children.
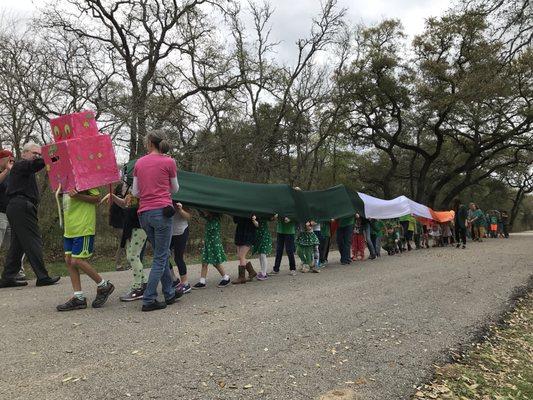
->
<box><xmin>36</xmin><ymin>276</ymin><xmax>60</xmax><ymax>287</ymax></box>
<box><xmin>217</xmin><ymin>278</ymin><xmax>231</xmax><ymax>287</ymax></box>
<box><xmin>92</xmin><ymin>282</ymin><xmax>115</xmax><ymax>308</ymax></box>
<box><xmin>57</xmin><ymin>297</ymin><xmax>87</xmax><ymax>311</ymax></box>
<box><xmin>142</xmin><ymin>300</ymin><xmax>167</xmax><ymax>312</ymax></box>
<box><xmin>0</xmin><ymin>279</ymin><xmax>28</xmax><ymax>288</ymax></box>
<box><xmin>193</xmin><ymin>282</ymin><xmax>206</xmax><ymax>289</ymax></box>
<box><xmin>119</xmin><ymin>288</ymin><xmax>144</xmax><ymax>302</ymax></box>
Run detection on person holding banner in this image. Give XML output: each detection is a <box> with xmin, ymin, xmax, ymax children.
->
<box><xmin>133</xmin><ymin>131</ymin><xmax>180</xmax><ymax>312</ymax></box>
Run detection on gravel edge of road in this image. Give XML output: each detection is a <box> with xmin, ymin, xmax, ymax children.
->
<box><xmin>410</xmin><ymin>274</ymin><xmax>533</xmax><ymax>398</ymax></box>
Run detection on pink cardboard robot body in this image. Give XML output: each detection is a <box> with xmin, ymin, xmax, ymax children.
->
<box><xmin>44</xmin><ymin>110</ymin><xmax>120</xmax><ymax>193</ymax></box>
<box><xmin>49</xmin><ymin>110</ymin><xmax>99</xmax><ymax>142</ymax></box>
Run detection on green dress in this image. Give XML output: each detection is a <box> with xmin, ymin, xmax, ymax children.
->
<box><xmin>202</xmin><ymin>216</ymin><xmax>227</xmax><ymax>265</ymax></box>
<box><xmin>296</xmin><ymin>228</ymin><xmax>320</xmax><ymax>265</ymax></box>
<box><xmin>253</xmin><ymin>220</ymin><xmax>272</xmax><ymax>255</ymax></box>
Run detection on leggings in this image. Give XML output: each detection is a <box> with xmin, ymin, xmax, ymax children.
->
<box><xmin>170</xmin><ymin>227</ymin><xmax>189</xmax><ymax>277</ymax></box>
<box><xmin>126</xmin><ymin>228</ymin><xmax>148</xmax><ymax>290</ymax></box>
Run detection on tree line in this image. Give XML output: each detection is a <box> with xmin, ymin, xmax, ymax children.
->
<box><xmin>0</xmin><ymin>0</ymin><xmax>531</xmax><ymax>230</ymax></box>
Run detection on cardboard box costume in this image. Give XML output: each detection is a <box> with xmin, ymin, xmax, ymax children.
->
<box><xmin>42</xmin><ymin>110</ymin><xmax>120</xmax><ymax>192</ymax></box>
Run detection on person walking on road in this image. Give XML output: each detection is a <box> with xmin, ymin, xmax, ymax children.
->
<box><xmin>0</xmin><ymin>143</ymin><xmax>59</xmax><ymax>288</ymax></box>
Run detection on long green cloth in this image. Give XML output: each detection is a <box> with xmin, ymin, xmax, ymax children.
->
<box><xmin>122</xmin><ymin>159</ymin><xmax>365</xmax><ymax>221</ymax></box>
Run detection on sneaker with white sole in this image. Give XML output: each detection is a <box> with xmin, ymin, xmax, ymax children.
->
<box><xmin>217</xmin><ymin>278</ymin><xmax>231</xmax><ymax>287</ymax></box>
<box><xmin>193</xmin><ymin>282</ymin><xmax>207</xmax><ymax>289</ymax></box>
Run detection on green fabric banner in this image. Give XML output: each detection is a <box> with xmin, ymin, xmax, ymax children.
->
<box><xmin>123</xmin><ymin>159</ymin><xmax>365</xmax><ymax>221</ymax></box>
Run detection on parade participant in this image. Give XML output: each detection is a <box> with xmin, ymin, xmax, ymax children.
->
<box><xmin>106</xmin><ymin>191</ymin><xmax>148</xmax><ymax>302</ymax></box>
<box><xmin>453</xmin><ymin>199</ymin><xmax>468</xmax><ymax>249</ymax></box>
<box><xmin>170</xmin><ymin>202</ymin><xmax>192</xmax><ymax>293</ymax></box>
<box><xmin>57</xmin><ymin>187</ymin><xmax>114</xmax><ymax>311</ymax></box>
<box><xmin>193</xmin><ymin>210</ymin><xmax>231</xmax><ymax>288</ymax></box>
<box><xmin>272</xmin><ymin>215</ymin><xmax>297</xmax><ymax>276</ymax></box>
<box><xmin>351</xmin><ymin>213</ymin><xmax>365</xmax><ymax>261</ymax></box>
<box><xmin>252</xmin><ymin>215</ymin><xmax>273</xmax><ymax>281</ymax></box>
<box><xmin>0</xmin><ymin>143</ymin><xmax>59</xmax><ymax>288</ymax></box>
<box><xmin>296</xmin><ymin>221</ymin><xmax>320</xmax><ymax>273</ymax></box>
<box><xmin>132</xmin><ymin>131</ymin><xmax>180</xmax><ymax>311</ymax></box>
<box><xmin>232</xmin><ymin>215</ymin><xmax>257</xmax><ymax>284</ymax></box>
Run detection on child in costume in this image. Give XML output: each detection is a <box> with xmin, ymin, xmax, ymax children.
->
<box><xmin>296</xmin><ymin>221</ymin><xmax>320</xmax><ymax>273</ymax></box>
<box><xmin>382</xmin><ymin>225</ymin><xmax>399</xmax><ymax>255</ymax></box>
<box><xmin>351</xmin><ymin>213</ymin><xmax>365</xmax><ymax>261</ymax></box>
<box><xmin>430</xmin><ymin>222</ymin><xmax>442</xmax><ymax>247</ymax></box>
<box><xmin>232</xmin><ymin>216</ymin><xmax>258</xmax><ymax>284</ymax></box>
<box><xmin>57</xmin><ymin>188</ymin><xmax>114</xmax><ymax>311</ymax></box>
<box><xmin>193</xmin><ymin>210</ymin><xmax>231</xmax><ymax>289</ymax></box>
<box><xmin>252</xmin><ymin>214</ymin><xmax>273</xmax><ymax>281</ymax></box>
<box><xmin>108</xmin><ymin>191</ymin><xmax>148</xmax><ymax>302</ymax></box>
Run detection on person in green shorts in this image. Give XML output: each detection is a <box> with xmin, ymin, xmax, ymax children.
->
<box><xmin>57</xmin><ymin>188</ymin><xmax>114</xmax><ymax>311</ymax></box>
<box><xmin>192</xmin><ymin>210</ymin><xmax>231</xmax><ymax>289</ymax></box>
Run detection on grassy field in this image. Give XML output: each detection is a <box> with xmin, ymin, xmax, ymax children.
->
<box><xmin>413</xmin><ymin>292</ymin><xmax>533</xmax><ymax>400</ymax></box>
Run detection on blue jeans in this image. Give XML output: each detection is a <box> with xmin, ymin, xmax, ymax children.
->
<box><xmin>139</xmin><ymin>208</ymin><xmax>174</xmax><ymax>305</ymax></box>
<box><xmin>363</xmin><ymin>224</ymin><xmax>376</xmax><ymax>257</ymax></box>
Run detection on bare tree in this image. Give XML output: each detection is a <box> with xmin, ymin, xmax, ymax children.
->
<box><xmin>39</xmin><ymin>0</ymin><xmax>242</xmax><ymax>159</ymax></box>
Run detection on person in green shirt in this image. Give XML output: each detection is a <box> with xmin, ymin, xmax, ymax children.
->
<box><xmin>336</xmin><ymin>215</ymin><xmax>355</xmax><ymax>264</ymax></box>
<box><xmin>272</xmin><ymin>216</ymin><xmax>297</xmax><ymax>275</ymax></box>
<box><xmin>319</xmin><ymin>220</ymin><xmax>333</xmax><ymax>267</ymax></box>
<box><xmin>370</xmin><ymin>219</ymin><xmax>385</xmax><ymax>257</ymax></box>
<box><xmin>471</xmin><ymin>205</ymin><xmax>486</xmax><ymax>242</ymax></box>
<box><xmin>57</xmin><ymin>188</ymin><xmax>114</xmax><ymax>311</ymax></box>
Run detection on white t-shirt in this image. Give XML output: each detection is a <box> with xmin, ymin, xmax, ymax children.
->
<box><xmin>172</xmin><ymin>212</ymin><xmax>189</xmax><ymax>236</ymax></box>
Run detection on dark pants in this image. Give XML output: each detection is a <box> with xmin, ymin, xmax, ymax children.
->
<box><xmin>336</xmin><ymin>224</ymin><xmax>353</xmax><ymax>263</ymax></box>
<box><xmin>170</xmin><ymin>227</ymin><xmax>189</xmax><ymax>277</ymax></box>
<box><xmin>274</xmin><ymin>233</ymin><xmax>296</xmax><ymax>271</ymax></box>
<box><xmin>2</xmin><ymin>198</ymin><xmax>49</xmax><ymax>281</ymax></box>
<box><xmin>320</xmin><ymin>235</ymin><xmax>331</xmax><ymax>263</ymax></box>
<box><xmin>455</xmin><ymin>225</ymin><xmax>466</xmax><ymax>246</ymax></box>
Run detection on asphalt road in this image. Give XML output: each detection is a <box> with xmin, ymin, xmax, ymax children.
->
<box><xmin>0</xmin><ymin>233</ymin><xmax>531</xmax><ymax>400</ymax></box>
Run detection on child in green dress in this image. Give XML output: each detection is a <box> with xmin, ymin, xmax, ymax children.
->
<box><xmin>252</xmin><ymin>215</ymin><xmax>273</xmax><ymax>281</ymax></box>
<box><xmin>296</xmin><ymin>221</ymin><xmax>320</xmax><ymax>273</ymax></box>
<box><xmin>192</xmin><ymin>210</ymin><xmax>231</xmax><ymax>289</ymax></box>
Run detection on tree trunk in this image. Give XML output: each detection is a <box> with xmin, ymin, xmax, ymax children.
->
<box><xmin>509</xmin><ymin>188</ymin><xmax>524</xmax><ymax>231</ymax></box>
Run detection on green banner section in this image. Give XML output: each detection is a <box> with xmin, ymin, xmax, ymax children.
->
<box><xmin>122</xmin><ymin>160</ymin><xmax>365</xmax><ymax>221</ymax></box>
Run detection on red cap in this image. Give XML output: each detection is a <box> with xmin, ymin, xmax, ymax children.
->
<box><xmin>0</xmin><ymin>150</ymin><xmax>13</xmax><ymax>159</ymax></box>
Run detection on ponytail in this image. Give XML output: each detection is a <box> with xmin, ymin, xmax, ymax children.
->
<box><xmin>146</xmin><ymin>130</ymin><xmax>171</xmax><ymax>154</ymax></box>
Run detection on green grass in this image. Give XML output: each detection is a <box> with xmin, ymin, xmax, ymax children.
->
<box><xmin>414</xmin><ymin>292</ymin><xmax>533</xmax><ymax>400</ymax></box>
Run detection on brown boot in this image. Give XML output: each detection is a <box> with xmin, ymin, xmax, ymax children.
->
<box><xmin>232</xmin><ymin>265</ymin><xmax>247</xmax><ymax>285</ymax></box>
<box><xmin>245</xmin><ymin>262</ymin><xmax>257</xmax><ymax>281</ymax></box>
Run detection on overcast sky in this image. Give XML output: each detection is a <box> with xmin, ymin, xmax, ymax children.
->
<box><xmin>1</xmin><ymin>0</ymin><xmax>450</xmax><ymax>61</ymax></box>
